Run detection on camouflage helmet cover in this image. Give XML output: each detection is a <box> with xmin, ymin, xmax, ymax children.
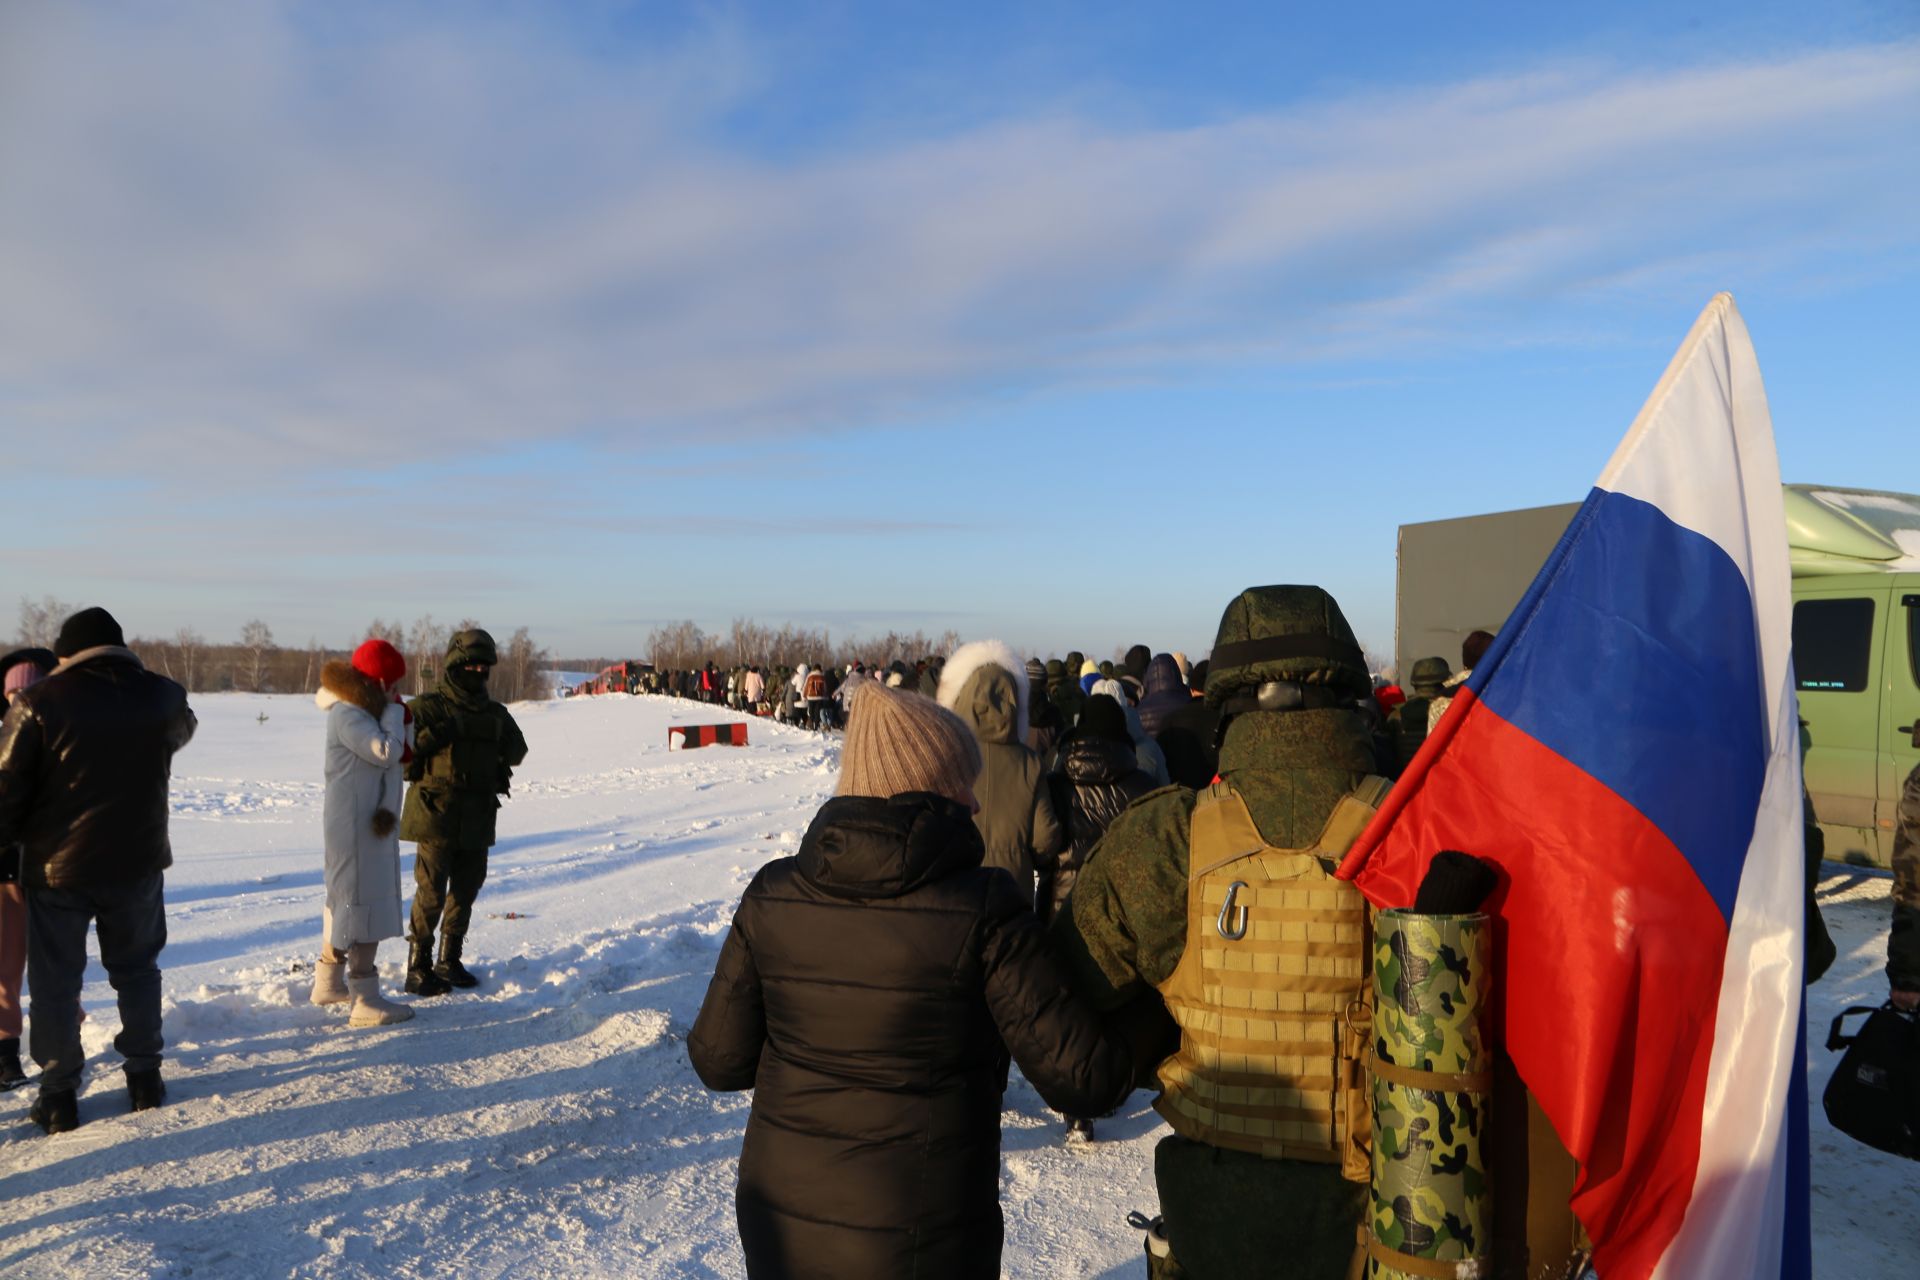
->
<box><xmin>1203</xmin><ymin>585</ymin><xmax>1371</xmax><ymax>707</ymax></box>
<box><xmin>1409</xmin><ymin>656</ymin><xmax>1453</xmax><ymax>692</ymax></box>
<box><xmin>447</xmin><ymin>628</ymin><xmax>499</xmax><ymax>667</ymax></box>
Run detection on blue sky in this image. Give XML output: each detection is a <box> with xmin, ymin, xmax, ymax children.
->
<box><xmin>1</xmin><ymin>1</ymin><xmax>1915</xmax><ymax>662</ymax></box>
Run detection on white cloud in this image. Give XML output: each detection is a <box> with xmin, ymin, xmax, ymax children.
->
<box><xmin>1</xmin><ymin>6</ymin><xmax>1915</xmax><ymax>473</ymax></box>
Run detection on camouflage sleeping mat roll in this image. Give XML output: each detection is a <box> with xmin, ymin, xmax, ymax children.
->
<box><xmin>1367</xmin><ymin>911</ymin><xmax>1491</xmax><ymax>1280</ymax></box>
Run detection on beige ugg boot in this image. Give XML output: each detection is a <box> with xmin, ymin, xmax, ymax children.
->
<box><xmin>347</xmin><ymin>975</ymin><xmax>415</xmax><ymax>1027</ymax></box>
<box><xmin>311</xmin><ymin>960</ymin><xmax>350</xmax><ymax>1006</ymax></box>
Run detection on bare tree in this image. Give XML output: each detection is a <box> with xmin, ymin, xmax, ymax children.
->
<box><xmin>496</xmin><ymin>627</ymin><xmax>553</xmax><ymax>703</ymax></box>
<box><xmin>407</xmin><ymin>615</ymin><xmax>448</xmax><ymax>695</ymax></box>
<box><xmin>16</xmin><ymin>596</ymin><xmax>75</xmax><ymax>648</ymax></box>
<box><xmin>240</xmin><ymin>619</ymin><xmax>275</xmax><ymax>691</ymax></box>
<box><xmin>146</xmin><ymin>637</ymin><xmax>177</xmax><ymax>681</ymax></box>
<box><xmin>303</xmin><ymin>637</ymin><xmax>322</xmax><ymax>692</ymax></box>
<box><xmin>646</xmin><ymin>620</ymin><xmax>708</xmax><ymax>672</ymax></box>
<box><xmin>174</xmin><ymin>628</ymin><xmax>205</xmax><ymax>692</ymax></box>
<box><xmin>364</xmin><ymin>618</ymin><xmax>406</xmax><ymax>648</ymax></box>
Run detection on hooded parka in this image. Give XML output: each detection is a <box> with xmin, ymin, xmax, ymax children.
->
<box><xmin>1090</xmin><ymin>678</ymin><xmax>1171</xmax><ymax>788</ymax></box>
<box><xmin>936</xmin><ymin>642</ymin><xmax>1064</xmax><ymax>907</ymax></box>
<box><xmin>317</xmin><ymin>661</ymin><xmax>410</xmax><ymax>950</ymax></box>
<box><xmin>689</xmin><ymin>793</ymin><xmax>1134</xmax><ymax>1280</ymax></box>
<box><xmin>1135</xmin><ymin>653</ymin><xmax>1190</xmax><ymax>738</ymax></box>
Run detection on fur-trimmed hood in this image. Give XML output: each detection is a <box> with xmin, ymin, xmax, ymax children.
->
<box><xmin>936</xmin><ymin>640</ymin><xmax>1029</xmax><ymax>747</ymax></box>
<box><xmin>317</xmin><ymin>659</ymin><xmax>390</xmax><ymax>720</ymax></box>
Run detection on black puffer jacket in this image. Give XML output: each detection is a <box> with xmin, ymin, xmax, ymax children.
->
<box><xmin>1042</xmin><ymin>735</ymin><xmax>1157</xmax><ymax>923</ymax></box>
<box><xmin>0</xmin><ymin>649</ymin><xmax>196</xmax><ymax>889</ymax></box>
<box><xmin>689</xmin><ymin>793</ymin><xmax>1133</xmax><ymax>1280</ymax></box>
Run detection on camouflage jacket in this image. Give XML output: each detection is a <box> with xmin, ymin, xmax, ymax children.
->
<box><xmin>1050</xmin><ymin>707</ymin><xmax>1380</xmax><ymax>1007</ymax></box>
<box><xmin>1891</xmin><ymin>760</ymin><xmax>1920</xmax><ymax>991</ymax></box>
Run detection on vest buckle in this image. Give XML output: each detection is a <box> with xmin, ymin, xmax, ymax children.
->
<box><xmin>1216</xmin><ymin>880</ymin><xmax>1249</xmax><ymax>940</ymax></box>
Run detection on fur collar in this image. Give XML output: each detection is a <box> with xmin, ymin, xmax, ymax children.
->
<box><xmin>54</xmin><ymin>644</ymin><xmax>143</xmax><ymax>673</ymax></box>
<box><xmin>317</xmin><ymin>660</ymin><xmax>389</xmax><ymax>719</ymax></box>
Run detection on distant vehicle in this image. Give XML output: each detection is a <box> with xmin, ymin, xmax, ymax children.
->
<box><xmin>1396</xmin><ymin>485</ymin><xmax>1920</xmax><ymax>868</ymax></box>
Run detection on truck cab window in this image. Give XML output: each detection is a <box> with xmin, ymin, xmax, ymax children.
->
<box><xmin>1792</xmin><ymin>597</ymin><xmax>1875</xmax><ymax>692</ymax></box>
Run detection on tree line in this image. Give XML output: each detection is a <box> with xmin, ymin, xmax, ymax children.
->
<box><xmin>558</xmin><ymin>618</ymin><xmax>965</xmax><ymax>676</ymax></box>
<box><xmin>15</xmin><ymin>596</ymin><xmax>554</xmax><ymax>703</ymax></box>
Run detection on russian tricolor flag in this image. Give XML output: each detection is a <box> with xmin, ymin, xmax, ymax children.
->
<box><xmin>1339</xmin><ymin>294</ymin><xmax>1810</xmax><ymax>1279</ymax></box>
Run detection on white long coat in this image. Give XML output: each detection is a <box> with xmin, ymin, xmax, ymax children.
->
<box><xmin>318</xmin><ymin>674</ymin><xmax>409</xmax><ymax>949</ymax></box>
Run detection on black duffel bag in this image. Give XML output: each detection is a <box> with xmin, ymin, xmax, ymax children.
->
<box><xmin>1823</xmin><ymin>1003</ymin><xmax>1918</xmax><ymax>1160</ymax></box>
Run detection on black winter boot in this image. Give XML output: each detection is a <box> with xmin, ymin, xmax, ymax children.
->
<box><xmin>435</xmin><ymin>935</ymin><xmax>480</xmax><ymax>989</ymax></box>
<box><xmin>126</xmin><ymin>1067</ymin><xmax>166</xmax><ymax>1112</ymax></box>
<box><xmin>0</xmin><ymin>1038</ymin><xmax>27</xmax><ymax>1091</ymax></box>
<box><xmin>30</xmin><ymin>1089</ymin><xmax>78</xmax><ymax>1135</ymax></box>
<box><xmin>406</xmin><ymin>938</ymin><xmax>451</xmax><ymax>997</ymax></box>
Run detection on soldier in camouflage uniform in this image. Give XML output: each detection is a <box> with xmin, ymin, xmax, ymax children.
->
<box><xmin>1051</xmin><ymin>586</ymin><xmax>1385</xmax><ymax>1279</ymax></box>
<box><xmin>1890</xmin><ymin>750</ymin><xmax>1920</xmax><ymax>1011</ymax></box>
<box><xmin>1383</xmin><ymin>657</ymin><xmax>1450</xmax><ymax>776</ymax></box>
<box><xmin>401</xmin><ymin>628</ymin><xmax>529</xmax><ymax>996</ymax></box>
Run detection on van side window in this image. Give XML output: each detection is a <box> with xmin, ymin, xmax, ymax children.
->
<box><xmin>1793</xmin><ymin>598</ymin><xmax>1875</xmax><ymax>692</ymax></box>
<box><xmin>1908</xmin><ymin>595</ymin><xmax>1919</xmax><ymax>687</ymax></box>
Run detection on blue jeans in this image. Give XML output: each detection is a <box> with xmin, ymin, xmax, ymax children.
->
<box><xmin>27</xmin><ymin>872</ymin><xmax>167</xmax><ymax>1094</ymax></box>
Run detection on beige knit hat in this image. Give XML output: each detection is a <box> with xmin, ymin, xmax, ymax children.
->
<box><xmin>836</xmin><ymin>681</ymin><xmax>983</xmax><ymax>802</ymax></box>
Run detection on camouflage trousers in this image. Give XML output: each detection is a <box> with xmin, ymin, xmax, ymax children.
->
<box><xmin>1154</xmin><ymin>1136</ymin><xmax>1367</xmax><ymax>1279</ymax></box>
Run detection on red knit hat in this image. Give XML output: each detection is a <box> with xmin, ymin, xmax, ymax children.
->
<box><xmin>352</xmin><ymin>639</ymin><xmax>407</xmax><ymax>686</ymax></box>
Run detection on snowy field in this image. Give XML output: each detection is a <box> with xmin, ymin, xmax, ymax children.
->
<box><xmin>0</xmin><ymin>692</ymin><xmax>1911</xmax><ymax>1278</ymax></box>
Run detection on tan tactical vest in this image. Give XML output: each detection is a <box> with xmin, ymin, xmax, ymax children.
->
<box><xmin>1153</xmin><ymin>778</ymin><xmax>1390</xmax><ymax>1180</ymax></box>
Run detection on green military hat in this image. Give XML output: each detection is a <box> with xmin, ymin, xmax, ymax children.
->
<box><xmin>447</xmin><ymin>628</ymin><xmax>499</xmax><ymax>667</ymax></box>
<box><xmin>1409</xmin><ymin>656</ymin><xmax>1453</xmax><ymax>694</ymax></box>
<box><xmin>1204</xmin><ymin>585</ymin><xmax>1371</xmax><ymax>707</ymax></box>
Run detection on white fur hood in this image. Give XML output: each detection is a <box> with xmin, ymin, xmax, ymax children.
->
<box><xmin>936</xmin><ymin>640</ymin><xmax>1030</xmax><ymax>746</ymax></box>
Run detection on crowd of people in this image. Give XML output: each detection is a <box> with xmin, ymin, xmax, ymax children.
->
<box><xmin>0</xmin><ymin>595</ymin><xmax>1915</xmax><ymax>1280</ymax></box>
<box><xmin>0</xmin><ymin>611</ymin><xmax>528</xmax><ymax>1132</ymax></box>
<box><xmin>683</xmin><ymin>590</ymin><xmax>1920</xmax><ymax>1280</ymax></box>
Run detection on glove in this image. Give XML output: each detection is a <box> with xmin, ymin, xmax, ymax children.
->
<box><xmin>1412</xmin><ymin>849</ymin><xmax>1499</xmax><ymax>914</ymax></box>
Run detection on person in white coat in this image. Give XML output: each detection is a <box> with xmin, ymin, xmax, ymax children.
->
<box><xmin>312</xmin><ymin>640</ymin><xmax>415</xmax><ymax>1027</ymax></box>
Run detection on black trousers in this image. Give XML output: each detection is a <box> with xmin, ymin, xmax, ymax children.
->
<box><xmin>27</xmin><ymin>872</ymin><xmax>167</xmax><ymax>1095</ymax></box>
<box><xmin>409</xmin><ymin>843</ymin><xmax>488</xmax><ymax>951</ymax></box>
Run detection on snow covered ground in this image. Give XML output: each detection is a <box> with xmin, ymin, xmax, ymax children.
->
<box><xmin>0</xmin><ymin>692</ymin><xmax>1911</xmax><ymax>1278</ymax></box>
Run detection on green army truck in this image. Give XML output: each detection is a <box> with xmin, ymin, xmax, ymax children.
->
<box><xmin>1396</xmin><ymin>485</ymin><xmax>1920</xmax><ymax>868</ymax></box>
